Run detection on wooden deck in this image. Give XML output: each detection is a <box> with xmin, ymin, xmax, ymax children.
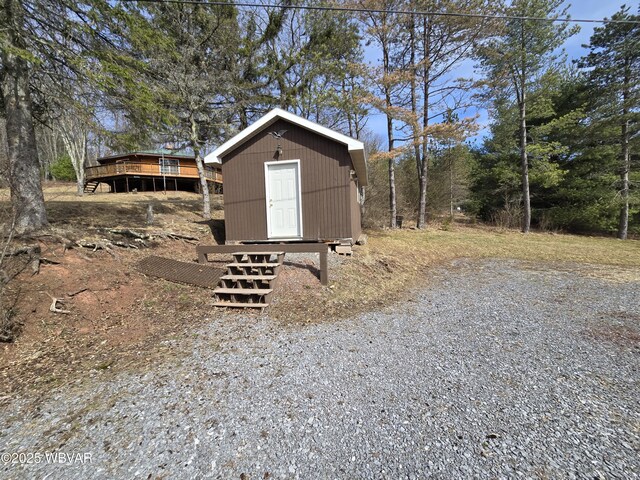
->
<box><xmin>85</xmin><ymin>161</ymin><xmax>222</xmax><ymax>183</ymax></box>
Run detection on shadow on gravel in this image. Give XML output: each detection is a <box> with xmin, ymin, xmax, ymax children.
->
<box><xmin>283</xmin><ymin>260</ymin><xmax>321</xmax><ymax>277</ymax></box>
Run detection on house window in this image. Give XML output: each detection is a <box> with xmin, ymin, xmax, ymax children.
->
<box><xmin>159</xmin><ymin>158</ymin><xmax>179</xmax><ymax>175</ymax></box>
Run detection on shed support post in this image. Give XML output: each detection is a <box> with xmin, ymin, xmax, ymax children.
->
<box><xmin>320</xmin><ymin>250</ymin><xmax>328</xmax><ymax>285</ymax></box>
<box><xmin>113</xmin><ymin>180</ymin><xmax>116</xmax><ymax>193</ymax></box>
<box><xmin>126</xmin><ymin>176</ymin><xmax>129</xmax><ymax>193</ymax></box>
<box><xmin>153</xmin><ymin>178</ymin><xmax>156</xmax><ymax>192</ymax></box>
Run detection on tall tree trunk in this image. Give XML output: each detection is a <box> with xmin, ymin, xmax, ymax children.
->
<box><xmin>518</xmin><ymin>21</ymin><xmax>531</xmax><ymax>234</ymax></box>
<box><xmin>37</xmin><ymin>127</ymin><xmax>57</xmax><ymax>182</ymax></box>
<box><xmin>383</xmin><ymin>38</ymin><xmax>396</xmax><ymax>229</ymax></box>
<box><xmin>387</xmin><ymin>112</ymin><xmax>396</xmax><ymax>229</ymax></box>
<box><xmin>343</xmin><ymin>77</ymin><xmax>354</xmax><ymax>138</ymax></box>
<box><xmin>416</xmin><ymin>16</ymin><xmax>431</xmax><ymax>229</ymax></box>
<box><xmin>617</xmin><ymin>63</ymin><xmax>630</xmax><ymax>240</ymax></box>
<box><xmin>1</xmin><ymin>0</ymin><xmax>48</xmax><ymax>233</ymax></box>
<box><xmin>194</xmin><ymin>151</ymin><xmax>211</xmax><ymax>220</ymax></box>
<box><xmin>519</xmin><ymin>98</ymin><xmax>531</xmax><ymax>233</ymax></box>
<box><xmin>43</xmin><ymin>133</ymin><xmax>55</xmax><ymax>181</ymax></box>
<box><xmin>618</xmin><ymin>118</ymin><xmax>629</xmax><ymax>240</ymax></box>
<box><xmin>417</xmin><ymin>155</ymin><xmax>427</xmax><ymax>227</ymax></box>
<box><xmin>449</xmin><ymin>144</ymin><xmax>454</xmax><ymax>218</ymax></box>
<box><xmin>418</xmin><ymin>132</ymin><xmax>428</xmax><ymax>228</ymax></box>
<box><xmin>76</xmin><ymin>162</ymin><xmax>85</xmax><ymax>195</ymax></box>
<box><xmin>239</xmin><ymin>106</ymin><xmax>248</xmax><ymax>131</ymax></box>
<box><xmin>408</xmin><ymin>15</ymin><xmax>424</xmax><ymax>229</ymax></box>
<box><xmin>59</xmin><ymin>121</ymin><xmax>87</xmax><ymax>196</ymax></box>
<box><xmin>190</xmin><ymin>116</ymin><xmax>211</xmax><ymax>220</ymax></box>
<box><xmin>277</xmin><ymin>77</ymin><xmax>289</xmax><ymax>110</ymax></box>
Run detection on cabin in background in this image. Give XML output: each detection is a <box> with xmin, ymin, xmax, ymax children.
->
<box><xmin>84</xmin><ymin>150</ymin><xmax>223</xmax><ymax>194</ymax></box>
<box><xmin>204</xmin><ymin>108</ymin><xmax>367</xmax><ymax>245</ymax></box>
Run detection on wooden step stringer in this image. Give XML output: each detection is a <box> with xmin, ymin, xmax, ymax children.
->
<box><xmin>213</xmin><ymin>251</ymin><xmax>285</xmax><ymax>309</ymax></box>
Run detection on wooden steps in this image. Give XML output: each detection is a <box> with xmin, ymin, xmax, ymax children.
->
<box><xmin>213</xmin><ymin>301</ymin><xmax>270</xmax><ymax>309</ymax></box>
<box><xmin>214</xmin><ymin>288</ymin><xmax>273</xmax><ymax>295</ymax></box>
<box><xmin>213</xmin><ymin>251</ymin><xmax>285</xmax><ymax>309</ymax></box>
<box><xmin>226</xmin><ymin>262</ymin><xmax>280</xmax><ymax>268</ymax></box>
<box><xmin>221</xmin><ymin>274</ymin><xmax>277</xmax><ymax>281</ymax></box>
<box><xmin>84</xmin><ymin>180</ymin><xmax>100</xmax><ymax>193</ymax></box>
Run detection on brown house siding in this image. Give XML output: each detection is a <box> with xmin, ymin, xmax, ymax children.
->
<box><xmin>100</xmin><ymin>154</ymin><xmax>189</xmax><ymax>167</ymax></box>
<box><xmin>222</xmin><ymin>119</ymin><xmax>357</xmax><ymax>242</ymax></box>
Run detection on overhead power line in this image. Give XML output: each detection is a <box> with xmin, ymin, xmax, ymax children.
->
<box><xmin>121</xmin><ymin>0</ymin><xmax>640</xmax><ymax>25</ymax></box>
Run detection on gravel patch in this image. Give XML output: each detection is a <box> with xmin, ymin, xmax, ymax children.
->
<box><xmin>2</xmin><ymin>259</ymin><xmax>639</xmax><ymax>479</ymax></box>
<box><xmin>284</xmin><ymin>250</ymin><xmax>347</xmax><ymax>269</ymax></box>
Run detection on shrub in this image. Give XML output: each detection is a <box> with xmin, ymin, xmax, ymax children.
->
<box><xmin>50</xmin><ymin>154</ymin><xmax>76</xmax><ymax>181</ymax></box>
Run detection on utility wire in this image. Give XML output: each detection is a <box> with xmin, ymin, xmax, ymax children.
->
<box><xmin>120</xmin><ymin>0</ymin><xmax>640</xmax><ymax>25</ymax></box>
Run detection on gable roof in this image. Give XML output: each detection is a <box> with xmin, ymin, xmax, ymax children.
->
<box><xmin>204</xmin><ymin>108</ymin><xmax>368</xmax><ymax>186</ymax></box>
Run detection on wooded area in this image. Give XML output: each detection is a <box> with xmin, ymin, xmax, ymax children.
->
<box><xmin>0</xmin><ymin>0</ymin><xmax>638</xmax><ymax>237</ymax></box>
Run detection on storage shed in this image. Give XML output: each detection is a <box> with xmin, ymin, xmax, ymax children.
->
<box><xmin>204</xmin><ymin>108</ymin><xmax>367</xmax><ymax>244</ymax></box>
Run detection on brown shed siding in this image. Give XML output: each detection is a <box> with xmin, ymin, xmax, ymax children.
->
<box><xmin>222</xmin><ymin>119</ymin><xmax>357</xmax><ymax>242</ymax></box>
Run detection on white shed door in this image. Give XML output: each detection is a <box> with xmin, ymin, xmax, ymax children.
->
<box><xmin>266</xmin><ymin>161</ymin><xmax>302</xmax><ymax>239</ymax></box>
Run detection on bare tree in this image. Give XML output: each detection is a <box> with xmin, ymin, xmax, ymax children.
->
<box><xmin>57</xmin><ymin>114</ymin><xmax>88</xmax><ymax>195</ymax></box>
<box><xmin>359</xmin><ymin>0</ymin><xmax>409</xmax><ymax>228</ymax></box>
<box><xmin>36</xmin><ymin>125</ymin><xmax>62</xmax><ymax>181</ymax></box>
<box><xmin>404</xmin><ymin>0</ymin><xmax>489</xmax><ymax>228</ymax></box>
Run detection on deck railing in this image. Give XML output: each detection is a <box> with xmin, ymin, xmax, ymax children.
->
<box><xmin>85</xmin><ymin>161</ymin><xmax>222</xmax><ymax>182</ymax></box>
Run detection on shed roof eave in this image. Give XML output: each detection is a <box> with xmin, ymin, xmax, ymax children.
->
<box><xmin>204</xmin><ymin>109</ymin><xmax>368</xmax><ymax>184</ymax></box>
<box><xmin>348</xmin><ymin>147</ymin><xmax>368</xmax><ymax>187</ymax></box>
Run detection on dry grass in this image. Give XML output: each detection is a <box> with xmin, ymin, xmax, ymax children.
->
<box><xmin>0</xmin><ymin>183</ymin><xmax>224</xmax><ymax>240</ymax></box>
<box><xmin>1</xmin><ymin>182</ymin><xmax>639</xmax><ymax>399</ymax></box>
<box><xmin>368</xmin><ymin>225</ymin><xmax>640</xmax><ymax>266</ymax></box>
<box><xmin>269</xmin><ymin>224</ymin><xmax>640</xmax><ymax>324</ymax></box>
<box><xmin>2</xmin><ymin>182</ymin><xmax>639</xmax><ymax>324</ymax></box>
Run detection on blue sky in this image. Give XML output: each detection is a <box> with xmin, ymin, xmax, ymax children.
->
<box><xmin>363</xmin><ymin>1</ymin><xmax>630</xmax><ymax>148</ymax></box>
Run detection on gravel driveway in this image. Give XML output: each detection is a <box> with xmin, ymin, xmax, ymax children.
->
<box><xmin>2</xmin><ymin>259</ymin><xmax>639</xmax><ymax>479</ymax></box>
